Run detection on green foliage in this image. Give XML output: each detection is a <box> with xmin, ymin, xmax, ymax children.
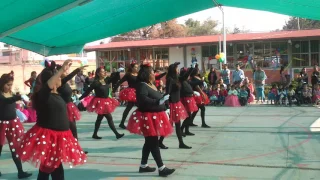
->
<box><xmin>283</xmin><ymin>17</ymin><xmax>320</xmax><ymax>30</ymax></box>
<box><xmin>203</xmin><ymin>71</ymin><xmax>210</xmax><ymax>84</ymax></box>
<box><xmin>185</xmin><ymin>18</ymin><xmax>218</xmax><ymax>36</ymax></box>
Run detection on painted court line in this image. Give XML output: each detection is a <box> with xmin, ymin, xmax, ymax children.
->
<box><xmin>310</xmin><ymin>118</ymin><xmax>320</xmax><ymax>132</ymax></box>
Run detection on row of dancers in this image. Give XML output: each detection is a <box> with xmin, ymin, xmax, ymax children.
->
<box><xmin>0</xmin><ymin>59</ymin><xmax>210</xmax><ymax>179</ymax></box>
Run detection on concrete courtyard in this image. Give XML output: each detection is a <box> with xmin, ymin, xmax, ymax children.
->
<box><xmin>0</xmin><ymin>106</ymin><xmax>319</xmax><ymax>180</ymax></box>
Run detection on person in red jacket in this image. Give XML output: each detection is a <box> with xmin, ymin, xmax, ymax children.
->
<box><xmin>219</xmin><ymin>86</ymin><xmax>228</xmax><ymax>105</ymax></box>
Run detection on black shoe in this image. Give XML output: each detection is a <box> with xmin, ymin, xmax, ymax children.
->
<box><xmin>201</xmin><ymin>124</ymin><xmax>211</xmax><ymax>128</ymax></box>
<box><xmin>116</xmin><ymin>134</ymin><xmax>124</xmax><ymax>139</ymax></box>
<box><xmin>185</xmin><ymin>132</ymin><xmax>195</xmax><ymax>136</ymax></box>
<box><xmin>119</xmin><ymin>124</ymin><xmax>126</xmax><ymax>129</ymax></box>
<box><xmin>159</xmin><ymin>143</ymin><xmax>168</xmax><ymax>149</ymax></box>
<box><xmin>92</xmin><ymin>135</ymin><xmax>102</xmax><ymax>139</ymax></box>
<box><xmin>139</xmin><ymin>166</ymin><xmax>156</xmax><ymax>173</ymax></box>
<box><xmin>190</xmin><ymin>123</ymin><xmax>198</xmax><ymax>127</ymax></box>
<box><xmin>181</xmin><ymin>132</ymin><xmax>186</xmax><ymax>137</ymax></box>
<box><xmin>159</xmin><ymin>167</ymin><xmax>175</xmax><ymax>177</ymax></box>
<box><xmin>18</xmin><ymin>172</ymin><xmax>32</xmax><ymax>179</ymax></box>
<box><xmin>179</xmin><ymin>143</ymin><xmax>192</xmax><ymax>149</ymax></box>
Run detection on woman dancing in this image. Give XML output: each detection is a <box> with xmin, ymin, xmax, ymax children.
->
<box><xmin>79</xmin><ymin>67</ymin><xmax>124</xmax><ymax>140</ymax></box>
<box><xmin>57</xmin><ymin>64</ymin><xmax>88</xmax><ymax>154</ymax></box>
<box><xmin>189</xmin><ymin>67</ymin><xmax>210</xmax><ymax>129</ymax></box>
<box><xmin>17</xmin><ymin>60</ymin><xmax>87</xmax><ymax>180</ymax></box>
<box><xmin>159</xmin><ymin>62</ymin><xmax>192</xmax><ymax>149</ymax></box>
<box><xmin>113</xmin><ymin>61</ymin><xmax>139</xmax><ymax>129</ymax></box>
<box><xmin>126</xmin><ymin>64</ymin><xmax>175</xmax><ymax>177</ymax></box>
<box><xmin>179</xmin><ymin>66</ymin><xmax>200</xmax><ymax>136</ymax></box>
<box><xmin>0</xmin><ymin>72</ymin><xmax>32</xmax><ymax>179</ymax></box>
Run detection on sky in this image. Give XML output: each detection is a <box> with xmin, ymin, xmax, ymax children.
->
<box><xmin>87</xmin><ymin>7</ymin><xmax>290</xmax><ymax>46</ymax></box>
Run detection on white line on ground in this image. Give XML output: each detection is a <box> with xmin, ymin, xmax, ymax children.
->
<box><xmin>310</xmin><ymin>118</ymin><xmax>320</xmax><ymax>132</ymax></box>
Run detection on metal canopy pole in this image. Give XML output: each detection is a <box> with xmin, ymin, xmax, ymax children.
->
<box><xmin>212</xmin><ymin>0</ymin><xmax>227</xmax><ymax>64</ymax></box>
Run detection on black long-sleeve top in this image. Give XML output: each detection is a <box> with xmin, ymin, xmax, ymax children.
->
<box><xmin>165</xmin><ymin>77</ymin><xmax>180</xmax><ymax>103</ymax></box>
<box><xmin>58</xmin><ymin>68</ymin><xmax>80</xmax><ymax>103</ymax></box>
<box><xmin>80</xmin><ymin>77</ymin><xmax>113</xmax><ymax>99</ymax></box>
<box><xmin>114</xmin><ymin>73</ymin><xmax>138</xmax><ymax>91</ymax></box>
<box><xmin>155</xmin><ymin>72</ymin><xmax>167</xmax><ymax>80</ymax></box>
<box><xmin>180</xmin><ymin>68</ymin><xmax>195</xmax><ymax>98</ymax></box>
<box><xmin>166</xmin><ymin>69</ymin><xmax>193</xmax><ymax>102</ymax></box>
<box><xmin>189</xmin><ymin>76</ymin><xmax>204</xmax><ymax>91</ymax></box>
<box><xmin>35</xmin><ymin>84</ymin><xmax>69</xmax><ymax>131</ymax></box>
<box><xmin>0</xmin><ymin>94</ymin><xmax>21</xmax><ymax>120</ymax></box>
<box><xmin>137</xmin><ymin>82</ymin><xmax>165</xmax><ymax>112</ymax></box>
<box><xmin>110</xmin><ymin>72</ymin><xmax>121</xmax><ymax>91</ymax></box>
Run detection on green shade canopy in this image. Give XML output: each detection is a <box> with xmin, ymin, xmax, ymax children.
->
<box><xmin>1</xmin><ymin>0</ymin><xmax>320</xmax><ymax>56</ymax></box>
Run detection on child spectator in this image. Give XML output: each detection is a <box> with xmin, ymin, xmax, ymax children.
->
<box><xmin>225</xmin><ymin>85</ymin><xmax>241</xmax><ymax>107</ymax></box>
<box><xmin>302</xmin><ymin>84</ymin><xmax>312</xmax><ymax>104</ymax></box>
<box><xmin>219</xmin><ymin>86</ymin><xmax>228</xmax><ymax>106</ymax></box>
<box><xmin>268</xmin><ymin>84</ymin><xmax>278</xmax><ymax>105</ymax></box>
<box><xmin>71</xmin><ymin>90</ymin><xmax>79</xmax><ymax>105</ymax></box>
<box><xmin>209</xmin><ymin>85</ymin><xmax>219</xmax><ymax>106</ymax></box>
<box><xmin>226</xmin><ymin>84</ymin><xmax>231</xmax><ymax>92</ymax></box>
<box><xmin>278</xmin><ymin>85</ymin><xmax>288</xmax><ymax>105</ymax></box>
<box><xmin>313</xmin><ymin>84</ymin><xmax>320</xmax><ymax>105</ymax></box>
<box><xmin>287</xmin><ymin>85</ymin><xmax>295</xmax><ymax>106</ymax></box>
<box><xmin>295</xmin><ymin>81</ymin><xmax>303</xmax><ymax>106</ymax></box>
<box><xmin>239</xmin><ymin>85</ymin><xmax>248</xmax><ymax>106</ymax></box>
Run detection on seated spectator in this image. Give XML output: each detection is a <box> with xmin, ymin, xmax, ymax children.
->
<box><xmin>209</xmin><ymin>85</ymin><xmax>220</xmax><ymax>106</ymax></box>
<box><xmin>287</xmin><ymin>85</ymin><xmax>295</xmax><ymax>106</ymax></box>
<box><xmin>302</xmin><ymin>84</ymin><xmax>312</xmax><ymax>104</ymax></box>
<box><xmin>239</xmin><ymin>85</ymin><xmax>248</xmax><ymax>106</ymax></box>
<box><xmin>218</xmin><ymin>86</ymin><xmax>228</xmax><ymax>106</ymax></box>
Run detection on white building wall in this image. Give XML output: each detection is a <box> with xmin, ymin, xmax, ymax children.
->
<box><xmin>186</xmin><ymin>45</ymin><xmax>202</xmax><ymax>70</ymax></box>
<box><xmin>169</xmin><ymin>47</ymin><xmax>184</xmax><ymax>67</ymax></box>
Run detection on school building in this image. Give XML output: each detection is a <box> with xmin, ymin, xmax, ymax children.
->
<box><xmin>85</xmin><ymin>29</ymin><xmax>320</xmax><ymax>84</ymax></box>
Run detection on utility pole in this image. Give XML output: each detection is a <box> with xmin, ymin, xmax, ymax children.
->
<box><xmin>212</xmin><ymin>0</ymin><xmax>227</xmax><ymax>63</ymax></box>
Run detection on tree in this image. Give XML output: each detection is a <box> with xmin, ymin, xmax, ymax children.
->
<box><xmin>151</xmin><ymin>19</ymin><xmax>186</xmax><ymax>38</ymax></box>
<box><xmin>185</xmin><ymin>18</ymin><xmax>218</xmax><ymax>36</ymax></box>
<box><xmin>111</xmin><ymin>19</ymin><xmax>185</xmax><ymax>42</ymax></box>
<box><xmin>230</xmin><ymin>26</ymin><xmax>250</xmax><ymax>34</ymax></box>
<box><xmin>233</xmin><ymin>27</ymin><xmax>241</xmax><ymax>34</ymax></box>
<box><xmin>283</xmin><ymin>17</ymin><xmax>320</xmax><ymax>30</ymax></box>
<box><xmin>271</xmin><ymin>29</ymin><xmax>281</xmax><ymax>32</ymax></box>
<box><xmin>111</xmin><ymin>26</ymin><xmax>155</xmax><ymax>42</ymax></box>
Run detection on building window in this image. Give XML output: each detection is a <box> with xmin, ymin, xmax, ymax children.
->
<box><xmin>201</xmin><ymin>45</ymin><xmax>217</xmax><ymax>57</ymax></box>
<box><xmin>311</xmin><ymin>40</ymin><xmax>319</xmax><ymax>66</ymax></box>
<box><xmin>270</xmin><ymin>42</ymin><xmax>288</xmax><ymax>68</ymax></box>
<box><xmin>2</xmin><ymin>51</ymin><xmax>10</xmax><ymax>56</ymax></box>
<box><xmin>235</xmin><ymin>43</ymin><xmax>253</xmax><ymax>69</ymax></box>
<box><xmin>292</xmin><ymin>41</ymin><xmax>310</xmax><ymax>67</ymax></box>
<box><xmin>253</xmin><ymin>42</ymin><xmax>271</xmax><ymax>68</ymax></box>
<box><xmin>154</xmin><ymin>48</ymin><xmax>169</xmax><ymax>70</ymax></box>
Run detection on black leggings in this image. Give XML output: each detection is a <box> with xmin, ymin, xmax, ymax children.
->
<box><xmin>37</xmin><ymin>164</ymin><xmax>64</xmax><ymax>180</ymax></box>
<box><xmin>69</xmin><ymin>121</ymin><xmax>78</xmax><ymax>139</ymax></box>
<box><xmin>94</xmin><ymin>114</ymin><xmax>121</xmax><ymax>136</ymax></box>
<box><xmin>191</xmin><ymin>105</ymin><xmax>206</xmax><ymax>125</ymax></box>
<box><xmin>119</xmin><ymin>102</ymin><xmax>135</xmax><ymax>125</ymax></box>
<box><xmin>141</xmin><ymin>136</ymin><xmax>164</xmax><ymax>168</ymax></box>
<box><xmin>0</xmin><ymin>144</ymin><xmax>25</xmax><ymax>174</ymax></box>
<box><xmin>159</xmin><ymin>122</ymin><xmax>184</xmax><ymax>145</ymax></box>
<box><xmin>181</xmin><ymin>112</ymin><xmax>192</xmax><ymax>133</ymax></box>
